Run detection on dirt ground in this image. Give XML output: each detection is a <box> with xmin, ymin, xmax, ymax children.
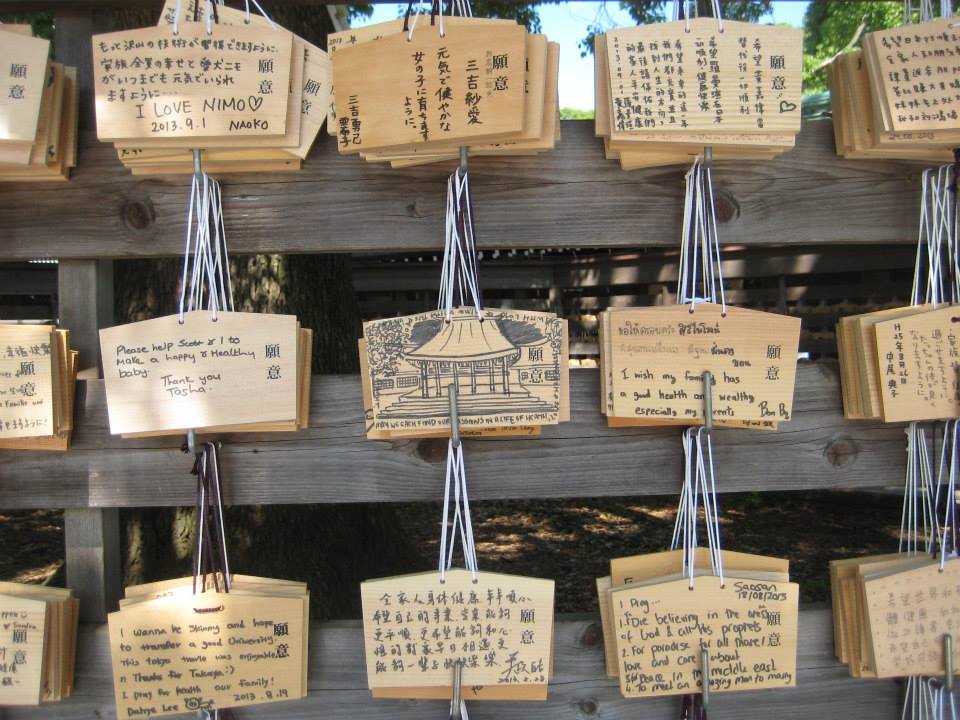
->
<box><xmin>2</xmin><ymin>491</ymin><xmax>903</xmax><ymax>614</ymax></box>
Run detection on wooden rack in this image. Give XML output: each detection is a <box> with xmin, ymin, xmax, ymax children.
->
<box><xmin>0</xmin><ymin>3</ymin><xmax>920</xmax><ymax>717</ymax></box>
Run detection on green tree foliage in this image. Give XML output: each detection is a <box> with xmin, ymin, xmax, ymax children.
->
<box><xmin>802</xmin><ymin>0</ymin><xmax>901</xmax><ymax>93</ymax></box>
<box><xmin>560</xmin><ymin>107</ymin><xmax>595</xmax><ymax>119</ymax></box>
<box><xmin>346</xmin><ymin>1</ymin><xmax>550</xmax><ymax>32</ymax></box>
<box><xmin>0</xmin><ymin>13</ymin><xmax>54</xmax><ymax>47</ymax></box>
<box><xmin>580</xmin><ymin>0</ymin><xmax>771</xmax><ymax>56</ymax></box>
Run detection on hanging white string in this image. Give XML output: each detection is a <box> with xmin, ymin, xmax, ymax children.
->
<box><xmin>449</xmin><ymin>699</ymin><xmax>470</xmax><ymax>720</ymax></box>
<box><xmin>438</xmin><ymin>168</ymin><xmax>483</xmax><ymax>320</ymax></box>
<box><xmin>438</xmin><ymin>439</ymin><xmax>478</xmax><ymax>583</ymax></box>
<box><xmin>900</xmin><ymin>423</ymin><xmax>937</xmax><ymax>555</ymax></box>
<box><xmin>677</xmin><ymin>159</ymin><xmax>727</xmax><ymax>314</ymax></box>
<box><xmin>172</xmin><ymin>0</ymin><xmax>183</xmax><ymax>33</ymax></box>
<box><xmin>436</xmin><ymin>0</ymin><xmax>446</xmax><ymax>37</ymax></box>
<box><xmin>407</xmin><ymin>0</ymin><xmax>427</xmax><ymax>40</ymax></box>
<box><xmin>898</xmin><ymin>153</ymin><xmax>956</xmax><ymax>720</ymax></box>
<box><xmin>699</xmin><ymin>427</ymin><xmax>724</xmax><ymax>583</ymax></box>
<box><xmin>244</xmin><ymin>0</ymin><xmax>278</xmax><ymax>29</ymax></box>
<box><xmin>711</xmin><ymin>0</ymin><xmax>723</xmax><ymax>32</ymax></box>
<box><xmin>672</xmin><ymin>427</ymin><xmax>724</xmax><ymax>588</ymax></box>
<box><xmin>178</xmin><ymin>162</ymin><xmax>233</xmax><ymax>323</ymax></box>
<box><xmin>938</xmin><ymin>420</ymin><xmax>959</xmax><ymax>570</ymax></box>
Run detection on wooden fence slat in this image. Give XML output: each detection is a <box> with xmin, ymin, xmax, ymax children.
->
<box><xmin>1</xmin><ymin>609</ymin><xmax>899</xmax><ymax>719</ymax></box>
<box><xmin>58</xmin><ymin>260</ymin><xmax>122</xmax><ymax>621</ymax></box>
<box><xmin>0</xmin><ymin>362</ymin><xmax>904</xmax><ymax>509</ymax></box>
<box><xmin>0</xmin><ymin>121</ymin><xmax>925</xmax><ymax>261</ymax></box>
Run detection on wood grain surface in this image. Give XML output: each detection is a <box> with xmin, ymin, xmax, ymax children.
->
<box><xmin>0</xmin><ymin>362</ymin><xmax>906</xmax><ymax>509</ymax></box>
<box><xmin>0</xmin><ymin>120</ymin><xmax>927</xmax><ymax>260</ymax></box>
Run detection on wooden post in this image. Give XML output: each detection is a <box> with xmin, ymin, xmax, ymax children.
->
<box><xmin>63</xmin><ymin>508</ymin><xmax>121</xmax><ymax>622</ymax></box>
<box><xmin>58</xmin><ymin>260</ymin><xmax>121</xmax><ymax>622</ymax></box>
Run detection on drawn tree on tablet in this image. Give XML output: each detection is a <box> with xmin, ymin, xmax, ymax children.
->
<box><xmin>367</xmin><ymin>318</ymin><xmax>406</xmax><ymax>400</ymax></box>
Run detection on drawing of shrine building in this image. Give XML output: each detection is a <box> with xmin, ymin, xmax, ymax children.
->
<box><xmin>380</xmin><ymin>314</ymin><xmax>557</xmax><ymax>418</ymax></box>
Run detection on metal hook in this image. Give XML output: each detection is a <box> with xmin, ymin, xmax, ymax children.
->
<box><xmin>703</xmin><ymin>145</ymin><xmax>712</xmax><ymax>169</ymax></box>
<box><xmin>703</xmin><ymin>370</ymin><xmax>714</xmax><ymax>434</ymax></box>
<box><xmin>946</xmin><ymin>634</ymin><xmax>955</xmax><ymax>692</ymax></box>
<box><xmin>700</xmin><ymin>644</ymin><xmax>711</xmax><ymax>708</ymax></box>
<box><xmin>449</xmin><ymin>660</ymin><xmax>464</xmax><ymax>720</ymax></box>
<box><xmin>459</xmin><ymin>146</ymin><xmax>468</xmax><ymax>175</ymax></box>
<box><xmin>193</xmin><ymin>148</ymin><xmax>202</xmax><ymax>181</ymax></box>
<box><xmin>187</xmin><ymin>428</ymin><xmax>198</xmax><ymax>455</ymax></box>
<box><xmin>448</xmin><ymin>384</ymin><xmax>461</xmax><ymax>448</ymax></box>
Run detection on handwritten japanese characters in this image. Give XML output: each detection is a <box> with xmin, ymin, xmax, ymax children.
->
<box><xmin>331</xmin><ymin>20</ymin><xmax>527</xmax><ymax>151</ymax></box>
<box><xmin>0</xmin><ymin>583</ymin><xmax>78</xmax><ymax>706</ymax></box>
<box><xmin>0</xmin><ymin>27</ymin><xmax>79</xmax><ymax>181</ymax></box>
<box><xmin>326</xmin><ymin>19</ymin><xmax>404</xmax><ymax>134</ymax></box>
<box><xmin>108</xmin><ymin>588</ymin><xmax>308</xmax><ymax>718</ymax></box>
<box><xmin>360</xmin><ymin>569</ymin><xmax>554</xmax><ymax>696</ymax></box>
<box><xmin>361</xmin><ymin>307</ymin><xmax>568</xmax><ymax>436</ymax></box>
<box><xmin>0</xmin><ymin>595</ymin><xmax>46</xmax><ymax>705</ymax></box>
<box><xmin>829</xmin><ymin>52</ymin><xmax>955</xmax><ymax>162</ymax></box>
<box><xmin>92</xmin><ymin>23</ymin><xmax>294</xmax><ymax>141</ymax></box>
<box><xmin>604</xmin><ymin>304</ymin><xmax>800</xmax><ymax>424</ymax></box>
<box><xmin>594</xmin><ymin>20</ymin><xmax>803</xmax><ymax>168</ymax></box>
<box><xmin>872</xmin><ymin>305</ymin><xmax>960</xmax><ymax>422</ymax></box>
<box><xmin>605</xmin><ymin>20</ymin><xmax>802</xmax><ymax>135</ymax></box>
<box><xmin>863</xmin><ymin>560</ymin><xmax>960</xmax><ymax>678</ymax></box>
<box><xmin>0</xmin><ymin>325</ymin><xmax>57</xmax><ymax>439</ymax></box>
<box><xmin>99</xmin><ymin>311</ymin><xmax>299</xmax><ymax>435</ymax></box>
<box><xmin>151</xmin><ymin>0</ymin><xmax>330</xmax><ymax>164</ymax></box>
<box><xmin>610</xmin><ymin>575</ymin><xmax>799</xmax><ymax>698</ymax></box>
<box><xmin>864</xmin><ymin>17</ymin><xmax>960</xmax><ymax>134</ymax></box>
<box><xmin>0</xmin><ymin>29</ymin><xmax>49</xmax><ymax>144</ymax></box>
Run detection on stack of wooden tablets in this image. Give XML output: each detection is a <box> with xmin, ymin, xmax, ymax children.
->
<box><xmin>0</xmin><ymin>25</ymin><xmax>79</xmax><ymax>182</ymax></box>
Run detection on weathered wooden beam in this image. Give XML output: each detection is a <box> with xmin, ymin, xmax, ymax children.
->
<box><xmin>58</xmin><ymin>261</ymin><xmax>122</xmax><ymax>622</ymax></box>
<box><xmin>3</xmin><ymin>609</ymin><xmax>899</xmax><ymax>720</ymax></box>
<box><xmin>0</xmin><ymin>121</ymin><xmax>926</xmax><ymax>261</ymax></box>
<box><xmin>0</xmin><ymin>362</ymin><xmax>905</xmax><ymax>509</ymax></box>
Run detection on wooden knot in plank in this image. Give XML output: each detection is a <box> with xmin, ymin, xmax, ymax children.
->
<box><xmin>576</xmin><ymin>698</ymin><xmax>599</xmax><ymax>715</ymax></box>
<box><xmin>121</xmin><ymin>199</ymin><xmax>156</xmax><ymax>231</ymax></box>
<box><xmin>416</xmin><ymin>438</ymin><xmax>447</xmax><ymax>464</ymax></box>
<box><xmin>580</xmin><ymin>622</ymin><xmax>602</xmax><ymax>647</ymax></box>
<box><xmin>714</xmin><ymin>189</ymin><xmax>739</xmax><ymax>223</ymax></box>
<box><xmin>824</xmin><ymin>437</ymin><xmax>858</xmax><ymax>468</ymax></box>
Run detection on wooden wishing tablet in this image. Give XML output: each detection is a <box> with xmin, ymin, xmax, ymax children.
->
<box><xmin>331</xmin><ymin>20</ymin><xmax>526</xmax><ymax>151</ymax></box>
<box><xmin>605</xmin><ymin>19</ymin><xmax>802</xmax><ymax>136</ymax></box>
<box><xmin>108</xmin><ymin>590</ymin><xmax>306</xmax><ymax>717</ymax></box>
<box><xmin>0</xmin><ymin>29</ymin><xmax>50</xmax><ymax>144</ymax></box>
<box><xmin>607</xmin><ymin>304</ymin><xmax>800</xmax><ymax>423</ymax></box>
<box><xmin>360</xmin><ymin>569</ymin><xmax>554</xmax><ymax>695</ymax></box>
<box><xmin>863</xmin><ymin>559</ymin><xmax>960</xmax><ymax>678</ymax></box>
<box><xmin>153</xmin><ymin>0</ymin><xmax>329</xmax><ymax>159</ymax></box>
<box><xmin>873</xmin><ymin>305</ymin><xmax>960</xmax><ymax>422</ymax></box>
<box><xmin>610</xmin><ymin>575</ymin><xmax>799</xmax><ymax>698</ymax></box>
<box><xmin>610</xmin><ymin>548</ymin><xmax>788</xmax><ymax>587</ymax></box>
<box><xmin>0</xmin><ymin>593</ymin><xmax>48</xmax><ymax>705</ymax></box>
<box><xmin>864</xmin><ymin>18</ymin><xmax>960</xmax><ymax>133</ymax></box>
<box><xmin>92</xmin><ymin>22</ymin><xmax>293</xmax><ymax>141</ymax></box>
<box><xmin>599</xmin><ymin>550</ymin><xmax>790</xmax><ymax>679</ymax></box>
<box><xmin>0</xmin><ymin>582</ymin><xmax>79</xmax><ymax>704</ymax></box>
<box><xmin>99</xmin><ymin>311</ymin><xmax>299</xmax><ymax>435</ymax></box>
<box><xmin>0</xmin><ymin>325</ymin><xmax>57</xmax><ymax>439</ymax></box>
<box><xmin>363</xmin><ymin>307</ymin><xmax>566</xmax><ymax>433</ymax></box>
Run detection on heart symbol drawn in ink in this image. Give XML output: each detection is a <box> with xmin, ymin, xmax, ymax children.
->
<box><xmin>249</xmin><ymin>96</ymin><xmax>264</xmax><ymax>112</ymax></box>
<box><xmin>779</xmin><ymin>100</ymin><xmax>797</xmax><ymax>113</ymax></box>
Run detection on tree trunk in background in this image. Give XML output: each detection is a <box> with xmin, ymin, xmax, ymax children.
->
<box><xmin>113</xmin><ymin>7</ymin><xmax>425</xmax><ymax>620</ymax></box>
